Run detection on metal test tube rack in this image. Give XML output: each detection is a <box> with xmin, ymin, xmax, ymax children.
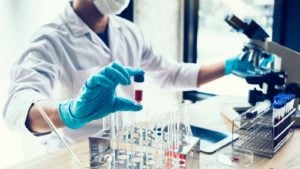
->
<box><xmin>232</xmin><ymin>108</ymin><xmax>296</xmax><ymax>158</ymax></box>
<box><xmin>89</xmin><ymin>127</ymin><xmax>200</xmax><ymax>169</ymax></box>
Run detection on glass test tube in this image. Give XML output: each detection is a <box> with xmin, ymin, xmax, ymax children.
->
<box><xmin>109</xmin><ymin>114</ymin><xmax>116</xmax><ymax>168</ymax></box>
<box><xmin>272</xmin><ymin>102</ymin><xmax>281</xmax><ymax>137</ymax></box>
<box><xmin>101</xmin><ymin>118</ymin><xmax>106</xmax><ymax>134</ymax></box>
<box><xmin>131</xmin><ymin>74</ymin><xmax>144</xmax><ymax>166</ymax></box>
<box><xmin>134</xmin><ymin>74</ymin><xmax>144</xmax><ymax>103</ymax></box>
<box><xmin>134</xmin><ymin>74</ymin><xmax>144</xmax><ymax>141</ymax></box>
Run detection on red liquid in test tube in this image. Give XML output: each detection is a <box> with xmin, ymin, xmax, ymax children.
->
<box><xmin>134</xmin><ymin>74</ymin><xmax>144</xmax><ymax>103</ymax></box>
<box><xmin>135</xmin><ymin>90</ymin><xmax>143</xmax><ymax>103</ymax></box>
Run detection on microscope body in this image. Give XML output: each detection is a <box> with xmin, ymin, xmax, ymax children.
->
<box><xmin>245</xmin><ymin>40</ymin><xmax>300</xmax><ymax>103</ymax></box>
<box><xmin>250</xmin><ymin>40</ymin><xmax>300</xmax><ymax>84</ymax></box>
<box><xmin>225</xmin><ymin>14</ymin><xmax>300</xmax><ymax>126</ymax></box>
<box><xmin>225</xmin><ymin>14</ymin><xmax>300</xmax><ymax>103</ymax></box>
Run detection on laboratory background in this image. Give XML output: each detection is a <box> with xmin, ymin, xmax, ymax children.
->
<box><xmin>1</xmin><ymin>0</ymin><xmax>300</xmax><ymax>168</ymax></box>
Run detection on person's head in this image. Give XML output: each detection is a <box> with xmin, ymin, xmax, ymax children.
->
<box><xmin>93</xmin><ymin>0</ymin><xmax>130</xmax><ymax>15</ymax></box>
<box><xmin>73</xmin><ymin>0</ymin><xmax>130</xmax><ymax>32</ymax></box>
<box><xmin>74</xmin><ymin>0</ymin><xmax>130</xmax><ymax>15</ymax></box>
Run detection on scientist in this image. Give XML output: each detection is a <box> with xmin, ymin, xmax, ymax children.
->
<box><xmin>3</xmin><ymin>0</ymin><xmax>253</xmax><ymax>145</ymax></box>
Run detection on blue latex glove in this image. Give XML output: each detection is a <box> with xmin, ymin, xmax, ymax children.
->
<box><xmin>225</xmin><ymin>54</ymin><xmax>274</xmax><ymax>76</ymax></box>
<box><xmin>59</xmin><ymin>62</ymin><xmax>144</xmax><ymax>129</ymax></box>
<box><xmin>225</xmin><ymin>56</ymin><xmax>254</xmax><ymax>75</ymax></box>
<box><xmin>259</xmin><ymin>54</ymin><xmax>274</xmax><ymax>69</ymax></box>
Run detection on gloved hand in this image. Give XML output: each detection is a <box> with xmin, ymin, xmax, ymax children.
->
<box><xmin>225</xmin><ymin>54</ymin><xmax>274</xmax><ymax>76</ymax></box>
<box><xmin>58</xmin><ymin>62</ymin><xmax>144</xmax><ymax>129</ymax></box>
<box><xmin>225</xmin><ymin>56</ymin><xmax>254</xmax><ymax>75</ymax></box>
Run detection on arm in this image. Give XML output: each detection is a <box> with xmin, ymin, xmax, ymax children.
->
<box><xmin>196</xmin><ymin>55</ymin><xmax>267</xmax><ymax>86</ymax></box>
<box><xmin>3</xmin><ymin>35</ymin><xmax>61</xmax><ymax>135</ymax></box>
<box><xmin>26</xmin><ymin>100</ymin><xmax>64</xmax><ymax>133</ymax></box>
<box><xmin>4</xmin><ymin>32</ymin><xmax>144</xmax><ymax>135</ymax></box>
<box><xmin>27</xmin><ymin>63</ymin><xmax>144</xmax><ymax>133</ymax></box>
<box><xmin>197</xmin><ymin>61</ymin><xmax>225</xmax><ymax>86</ymax></box>
<box><xmin>7</xmin><ymin>31</ymin><xmax>65</xmax><ymax>134</ymax></box>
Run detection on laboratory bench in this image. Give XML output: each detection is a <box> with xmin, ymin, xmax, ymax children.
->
<box><xmin>7</xmin><ymin>96</ymin><xmax>300</xmax><ymax>169</ymax></box>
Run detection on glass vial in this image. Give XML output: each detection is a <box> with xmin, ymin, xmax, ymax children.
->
<box><xmin>134</xmin><ymin>74</ymin><xmax>144</xmax><ymax>103</ymax></box>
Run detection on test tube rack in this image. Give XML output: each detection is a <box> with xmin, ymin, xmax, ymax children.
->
<box><xmin>89</xmin><ymin>127</ymin><xmax>200</xmax><ymax>169</ymax></box>
<box><xmin>232</xmin><ymin>108</ymin><xmax>296</xmax><ymax>158</ymax></box>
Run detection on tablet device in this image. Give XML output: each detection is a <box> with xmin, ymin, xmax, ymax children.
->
<box><xmin>190</xmin><ymin>125</ymin><xmax>238</xmax><ymax>154</ymax></box>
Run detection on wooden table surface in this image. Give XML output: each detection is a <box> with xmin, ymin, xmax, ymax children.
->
<box><xmin>7</xmin><ymin>96</ymin><xmax>300</xmax><ymax>169</ymax></box>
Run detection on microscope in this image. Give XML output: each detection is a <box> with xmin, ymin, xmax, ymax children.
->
<box><xmin>225</xmin><ymin>14</ymin><xmax>300</xmax><ymax>127</ymax></box>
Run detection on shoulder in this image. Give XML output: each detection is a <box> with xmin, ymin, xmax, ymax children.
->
<box><xmin>30</xmin><ymin>16</ymin><xmax>69</xmax><ymax>44</ymax></box>
<box><xmin>19</xmin><ymin>16</ymin><xmax>71</xmax><ymax>64</ymax></box>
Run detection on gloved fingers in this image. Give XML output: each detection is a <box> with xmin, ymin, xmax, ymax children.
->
<box><xmin>240</xmin><ymin>59</ymin><xmax>255</xmax><ymax>70</ymax></box>
<box><xmin>260</xmin><ymin>58</ymin><xmax>269</xmax><ymax>67</ymax></box>
<box><xmin>260</xmin><ymin>54</ymin><xmax>274</xmax><ymax>67</ymax></box>
<box><xmin>239</xmin><ymin>50</ymin><xmax>250</xmax><ymax>61</ymax></box>
<box><xmin>114</xmin><ymin>97</ymin><xmax>143</xmax><ymax>112</ymax></box>
<box><xmin>111</xmin><ymin>62</ymin><xmax>131</xmax><ymax>84</ymax></box>
<box><xmin>103</xmin><ymin>66</ymin><xmax>130</xmax><ymax>85</ymax></box>
<box><xmin>110</xmin><ymin>62</ymin><xmax>145</xmax><ymax>83</ymax></box>
<box><xmin>86</xmin><ymin>74</ymin><xmax>114</xmax><ymax>88</ymax></box>
<box><xmin>126</xmin><ymin>67</ymin><xmax>144</xmax><ymax>77</ymax></box>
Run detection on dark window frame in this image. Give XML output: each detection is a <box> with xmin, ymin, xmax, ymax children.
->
<box><xmin>182</xmin><ymin>0</ymin><xmax>215</xmax><ymax>102</ymax></box>
<box><xmin>273</xmin><ymin>0</ymin><xmax>300</xmax><ymax>52</ymax></box>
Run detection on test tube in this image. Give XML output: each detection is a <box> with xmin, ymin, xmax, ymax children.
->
<box><xmin>275</xmin><ymin>94</ymin><xmax>293</xmax><ymax>129</ymax></box>
<box><xmin>130</xmin><ymin>74</ymin><xmax>144</xmax><ymax>166</ymax></box>
<box><xmin>133</xmin><ymin>74</ymin><xmax>144</xmax><ymax>143</ymax></box>
<box><xmin>101</xmin><ymin>118</ymin><xmax>106</xmax><ymax>134</ymax></box>
<box><xmin>272</xmin><ymin>102</ymin><xmax>280</xmax><ymax>137</ymax></box>
<box><xmin>283</xmin><ymin>96</ymin><xmax>289</xmax><ymax>129</ymax></box>
<box><xmin>134</xmin><ymin>74</ymin><xmax>144</xmax><ymax>141</ymax></box>
<box><xmin>287</xmin><ymin>94</ymin><xmax>295</xmax><ymax>125</ymax></box>
<box><xmin>109</xmin><ymin>114</ymin><xmax>117</xmax><ymax>167</ymax></box>
<box><xmin>287</xmin><ymin>94</ymin><xmax>295</xmax><ymax>113</ymax></box>
<box><xmin>134</xmin><ymin>74</ymin><xmax>144</xmax><ymax>103</ymax></box>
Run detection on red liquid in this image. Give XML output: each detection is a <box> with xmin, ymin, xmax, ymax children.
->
<box><xmin>135</xmin><ymin>90</ymin><xmax>143</xmax><ymax>102</ymax></box>
<box><xmin>231</xmin><ymin>156</ymin><xmax>240</xmax><ymax>162</ymax></box>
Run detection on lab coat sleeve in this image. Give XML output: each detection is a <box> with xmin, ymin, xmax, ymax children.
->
<box><xmin>140</xmin><ymin>33</ymin><xmax>199</xmax><ymax>90</ymax></box>
<box><xmin>3</xmin><ymin>32</ymin><xmax>61</xmax><ymax>134</ymax></box>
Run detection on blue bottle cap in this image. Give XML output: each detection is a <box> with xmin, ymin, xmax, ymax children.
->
<box><xmin>134</xmin><ymin>74</ymin><xmax>144</xmax><ymax>82</ymax></box>
<box><xmin>274</xmin><ymin>95</ymin><xmax>281</xmax><ymax>102</ymax></box>
<box><xmin>273</xmin><ymin>102</ymin><xmax>283</xmax><ymax>109</ymax></box>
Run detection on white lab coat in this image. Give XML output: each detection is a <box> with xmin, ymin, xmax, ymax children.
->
<box><xmin>3</xmin><ymin>2</ymin><xmax>199</xmax><ymax>146</ymax></box>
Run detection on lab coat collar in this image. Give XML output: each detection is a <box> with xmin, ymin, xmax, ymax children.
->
<box><xmin>62</xmin><ymin>1</ymin><xmax>90</xmax><ymax>37</ymax></box>
<box><xmin>62</xmin><ymin>1</ymin><xmax>122</xmax><ymax>38</ymax></box>
<box><xmin>108</xmin><ymin>15</ymin><xmax>122</xmax><ymax>29</ymax></box>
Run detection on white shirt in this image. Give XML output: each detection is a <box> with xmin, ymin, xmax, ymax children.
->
<box><xmin>3</xmin><ymin>2</ymin><xmax>199</xmax><ymax>144</ymax></box>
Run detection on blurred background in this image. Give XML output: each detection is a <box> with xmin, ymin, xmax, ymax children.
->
<box><xmin>0</xmin><ymin>0</ymin><xmax>69</xmax><ymax>167</ymax></box>
<box><xmin>196</xmin><ymin>0</ymin><xmax>274</xmax><ymax>96</ymax></box>
<box><xmin>0</xmin><ymin>0</ymin><xmax>275</xmax><ymax>168</ymax></box>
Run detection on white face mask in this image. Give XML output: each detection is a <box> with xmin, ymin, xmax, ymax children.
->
<box><xmin>93</xmin><ymin>0</ymin><xmax>130</xmax><ymax>15</ymax></box>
